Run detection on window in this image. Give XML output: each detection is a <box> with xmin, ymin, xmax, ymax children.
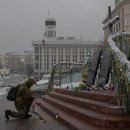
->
<box><xmin>40</xmin><ymin>63</ymin><xmax>42</xmax><ymax>69</ymax></box>
<box><xmin>35</xmin><ymin>55</ymin><xmax>39</xmax><ymax>61</ymax></box>
<box><xmin>35</xmin><ymin>63</ymin><xmax>39</xmax><ymax>70</ymax></box>
<box><xmin>48</xmin><ymin>31</ymin><xmax>53</xmax><ymax>37</ymax></box>
<box><xmin>35</xmin><ymin>47</ymin><xmax>39</xmax><ymax>53</ymax></box>
<box><xmin>47</xmin><ymin>63</ymin><xmax>49</xmax><ymax>70</ymax></box>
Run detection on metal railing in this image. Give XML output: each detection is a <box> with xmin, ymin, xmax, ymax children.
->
<box><xmin>47</xmin><ymin>62</ymin><xmax>83</xmax><ymax>92</ymax></box>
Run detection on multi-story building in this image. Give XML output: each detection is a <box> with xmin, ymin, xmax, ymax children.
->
<box><xmin>32</xmin><ymin>18</ymin><xmax>102</xmax><ymax>80</ymax></box>
<box><xmin>5</xmin><ymin>52</ymin><xmax>21</xmax><ymax>73</ymax></box>
<box><xmin>5</xmin><ymin>51</ymin><xmax>34</xmax><ymax>74</ymax></box>
<box><xmin>0</xmin><ymin>54</ymin><xmax>9</xmax><ymax>76</ymax></box>
<box><xmin>0</xmin><ymin>54</ymin><xmax>6</xmax><ymax>68</ymax></box>
<box><xmin>24</xmin><ymin>51</ymin><xmax>34</xmax><ymax>67</ymax></box>
<box><xmin>23</xmin><ymin>51</ymin><xmax>34</xmax><ymax>76</ymax></box>
<box><xmin>103</xmin><ymin>0</ymin><xmax>130</xmax><ymax>38</ymax></box>
<box><xmin>0</xmin><ymin>67</ymin><xmax>10</xmax><ymax>76</ymax></box>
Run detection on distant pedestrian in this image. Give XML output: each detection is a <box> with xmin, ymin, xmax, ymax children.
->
<box><xmin>5</xmin><ymin>78</ymin><xmax>36</xmax><ymax>120</ymax></box>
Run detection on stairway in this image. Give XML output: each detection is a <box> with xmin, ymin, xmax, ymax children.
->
<box><xmin>35</xmin><ymin>88</ymin><xmax>130</xmax><ymax>130</ymax></box>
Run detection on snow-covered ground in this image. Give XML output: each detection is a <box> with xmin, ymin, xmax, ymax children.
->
<box><xmin>31</xmin><ymin>79</ymin><xmax>49</xmax><ymax>91</ymax></box>
<box><xmin>0</xmin><ymin>87</ymin><xmax>8</xmax><ymax>99</ymax></box>
<box><xmin>59</xmin><ymin>82</ymin><xmax>80</xmax><ymax>89</ymax></box>
<box><xmin>31</xmin><ymin>77</ymin><xmax>81</xmax><ymax>91</ymax></box>
<box><xmin>0</xmin><ymin>74</ymin><xmax>26</xmax><ymax>87</ymax></box>
<box><xmin>36</xmin><ymin>79</ymin><xmax>49</xmax><ymax>85</ymax></box>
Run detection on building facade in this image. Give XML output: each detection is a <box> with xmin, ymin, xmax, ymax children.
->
<box><xmin>0</xmin><ymin>54</ymin><xmax>9</xmax><ymax>76</ymax></box>
<box><xmin>32</xmin><ymin>39</ymin><xmax>102</xmax><ymax>80</ymax></box>
<box><xmin>103</xmin><ymin>0</ymin><xmax>130</xmax><ymax>38</ymax></box>
<box><xmin>23</xmin><ymin>51</ymin><xmax>34</xmax><ymax>76</ymax></box>
<box><xmin>5</xmin><ymin>52</ymin><xmax>21</xmax><ymax>73</ymax></box>
<box><xmin>5</xmin><ymin>51</ymin><xmax>34</xmax><ymax>74</ymax></box>
<box><xmin>32</xmin><ymin>18</ymin><xmax>102</xmax><ymax>80</ymax></box>
<box><xmin>0</xmin><ymin>67</ymin><xmax>10</xmax><ymax>76</ymax></box>
<box><xmin>0</xmin><ymin>54</ymin><xmax>6</xmax><ymax>67</ymax></box>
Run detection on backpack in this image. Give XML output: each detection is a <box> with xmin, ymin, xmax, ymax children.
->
<box><xmin>7</xmin><ymin>84</ymin><xmax>21</xmax><ymax>101</ymax></box>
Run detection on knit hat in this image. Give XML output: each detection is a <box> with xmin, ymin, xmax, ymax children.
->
<box><xmin>25</xmin><ymin>78</ymin><xmax>36</xmax><ymax>87</ymax></box>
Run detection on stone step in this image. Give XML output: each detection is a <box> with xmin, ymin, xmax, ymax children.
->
<box><xmin>35</xmin><ymin>99</ymin><xmax>69</xmax><ymax>130</ymax></box>
<box><xmin>34</xmin><ymin>99</ymin><xmax>56</xmax><ymax>123</ymax></box>
<box><xmin>55</xmin><ymin>88</ymin><xmax>118</xmax><ymax>105</ymax></box>
<box><xmin>48</xmin><ymin>92</ymin><xmax>125</xmax><ymax>116</ymax></box>
<box><xmin>36</xmin><ymin>100</ymin><xmax>122</xmax><ymax>130</ymax></box>
<box><xmin>43</xmin><ymin>95</ymin><xmax>130</xmax><ymax>129</ymax></box>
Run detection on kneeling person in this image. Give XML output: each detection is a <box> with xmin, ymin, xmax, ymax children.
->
<box><xmin>5</xmin><ymin>78</ymin><xmax>36</xmax><ymax>120</ymax></box>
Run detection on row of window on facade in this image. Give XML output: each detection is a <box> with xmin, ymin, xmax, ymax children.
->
<box><xmin>34</xmin><ymin>46</ymin><xmax>96</xmax><ymax>54</ymax></box>
<box><xmin>35</xmin><ymin>52</ymin><xmax>92</xmax><ymax>62</ymax></box>
<box><xmin>44</xmin><ymin>51</ymin><xmax>88</xmax><ymax>55</ymax></box>
<box><xmin>112</xmin><ymin>19</ymin><xmax>124</xmax><ymax>33</ymax></box>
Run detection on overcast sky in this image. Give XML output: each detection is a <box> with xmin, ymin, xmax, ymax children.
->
<box><xmin>0</xmin><ymin>0</ymin><xmax>114</xmax><ymax>54</ymax></box>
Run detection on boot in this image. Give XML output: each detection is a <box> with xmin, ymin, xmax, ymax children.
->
<box><xmin>26</xmin><ymin>114</ymin><xmax>32</xmax><ymax>118</ymax></box>
<box><xmin>5</xmin><ymin>110</ymin><xmax>11</xmax><ymax>120</ymax></box>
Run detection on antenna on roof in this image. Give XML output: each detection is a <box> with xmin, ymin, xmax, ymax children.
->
<box><xmin>48</xmin><ymin>10</ymin><xmax>50</xmax><ymax>18</ymax></box>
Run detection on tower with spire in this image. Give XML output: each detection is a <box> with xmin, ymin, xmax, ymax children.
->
<box><xmin>44</xmin><ymin>17</ymin><xmax>56</xmax><ymax>39</ymax></box>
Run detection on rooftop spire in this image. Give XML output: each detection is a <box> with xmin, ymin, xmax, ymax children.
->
<box><xmin>48</xmin><ymin>10</ymin><xmax>50</xmax><ymax>18</ymax></box>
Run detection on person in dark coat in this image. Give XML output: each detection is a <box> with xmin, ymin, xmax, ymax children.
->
<box><xmin>5</xmin><ymin>78</ymin><xmax>36</xmax><ymax>120</ymax></box>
